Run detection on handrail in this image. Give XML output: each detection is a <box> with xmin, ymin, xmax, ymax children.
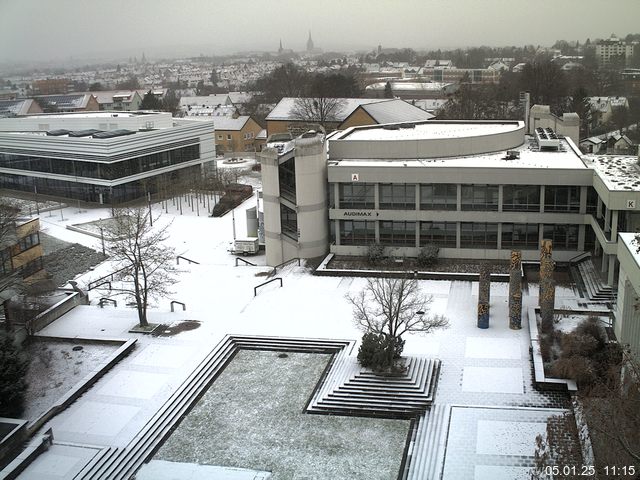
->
<box><xmin>98</xmin><ymin>298</ymin><xmax>117</xmax><ymax>308</ymax></box>
<box><xmin>235</xmin><ymin>257</ymin><xmax>257</xmax><ymax>266</ymax></box>
<box><xmin>170</xmin><ymin>301</ymin><xmax>186</xmax><ymax>312</ymax></box>
<box><xmin>90</xmin><ymin>281</ymin><xmax>112</xmax><ymax>291</ymax></box>
<box><xmin>254</xmin><ymin>277</ymin><xmax>282</xmax><ymax>296</ymax></box>
<box><xmin>88</xmin><ymin>266</ymin><xmax>131</xmax><ymax>290</ymax></box>
<box><xmin>176</xmin><ymin>255</ymin><xmax>200</xmax><ymax>265</ymax></box>
<box><xmin>271</xmin><ymin>257</ymin><xmax>301</xmax><ymax>275</ymax></box>
<box><xmin>568</xmin><ymin>251</ymin><xmax>592</xmax><ymax>264</ymax></box>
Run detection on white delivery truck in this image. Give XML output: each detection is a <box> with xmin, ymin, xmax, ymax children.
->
<box><xmin>228</xmin><ymin>237</ymin><xmax>260</xmax><ymax>255</ymax></box>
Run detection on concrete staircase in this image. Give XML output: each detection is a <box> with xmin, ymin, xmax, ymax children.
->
<box><xmin>570</xmin><ymin>257</ymin><xmax>616</xmax><ymax>302</ymax></box>
<box><xmin>74</xmin><ymin>335</ymin><xmax>352</xmax><ymax>480</ymax></box>
<box><xmin>308</xmin><ymin>354</ymin><xmax>441</xmax><ymax>419</ymax></box>
<box><xmin>402</xmin><ymin>404</ymin><xmax>451</xmax><ymax>480</ymax></box>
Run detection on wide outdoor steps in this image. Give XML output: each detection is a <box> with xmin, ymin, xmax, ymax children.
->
<box><xmin>403</xmin><ymin>404</ymin><xmax>452</xmax><ymax>480</ymax></box>
<box><xmin>308</xmin><ymin>355</ymin><xmax>441</xmax><ymax>419</ymax></box>
<box><xmin>572</xmin><ymin>258</ymin><xmax>616</xmax><ymax>302</ymax></box>
<box><xmin>75</xmin><ymin>335</ymin><xmax>351</xmax><ymax>480</ymax></box>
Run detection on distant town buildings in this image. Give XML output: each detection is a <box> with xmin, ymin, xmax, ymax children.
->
<box><xmin>595</xmin><ymin>34</ymin><xmax>636</xmax><ymax>67</ymax></box>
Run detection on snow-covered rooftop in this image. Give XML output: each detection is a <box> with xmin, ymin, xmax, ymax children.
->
<box><xmin>583</xmin><ymin>154</ymin><xmax>640</xmax><ymax>191</ymax></box>
<box><xmin>266</xmin><ymin>97</ymin><xmax>381</xmax><ymax>122</ymax></box>
<box><xmin>333</xmin><ymin>137</ymin><xmax>587</xmax><ymax>170</ymax></box>
<box><xmin>340</xmin><ymin>121</ymin><xmax>521</xmax><ymax>141</ymax></box>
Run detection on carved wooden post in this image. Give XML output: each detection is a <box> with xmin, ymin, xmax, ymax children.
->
<box><xmin>539</xmin><ymin>239</ymin><xmax>555</xmax><ymax>332</ymax></box>
<box><xmin>509</xmin><ymin>250</ymin><xmax>522</xmax><ymax>329</ymax></box>
<box><xmin>477</xmin><ymin>263</ymin><xmax>491</xmax><ymax>329</ymax></box>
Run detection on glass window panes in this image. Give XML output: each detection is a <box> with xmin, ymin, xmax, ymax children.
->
<box><xmin>460</xmin><ymin>222</ymin><xmax>498</xmax><ymax>248</ymax></box>
<box><xmin>461</xmin><ymin>185</ymin><xmax>498</xmax><ymax>211</ymax></box>
<box><xmin>379</xmin><ymin>221</ymin><xmax>416</xmax><ymax>246</ymax></box>
<box><xmin>420</xmin><ymin>184</ymin><xmax>457</xmax><ymax>210</ymax></box>
<box><xmin>339</xmin><ymin>183</ymin><xmax>374</xmax><ymax>209</ymax></box>
<box><xmin>420</xmin><ymin>221</ymin><xmax>456</xmax><ymax>247</ymax></box>
<box><xmin>280</xmin><ymin>204</ymin><xmax>297</xmax><ymax>240</ymax></box>
<box><xmin>544</xmin><ymin>186</ymin><xmax>580</xmax><ymax>212</ymax></box>
<box><xmin>503</xmin><ymin>185</ymin><xmax>540</xmax><ymax>212</ymax></box>
<box><xmin>502</xmin><ymin>223</ymin><xmax>539</xmax><ymax>249</ymax></box>
<box><xmin>339</xmin><ymin>220</ymin><xmax>375</xmax><ymax>245</ymax></box>
<box><xmin>542</xmin><ymin>224</ymin><xmax>579</xmax><ymax>250</ymax></box>
<box><xmin>379</xmin><ymin>184</ymin><xmax>415</xmax><ymax>210</ymax></box>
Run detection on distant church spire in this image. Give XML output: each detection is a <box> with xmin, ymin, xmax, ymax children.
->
<box><xmin>278</xmin><ymin>39</ymin><xmax>283</xmax><ymax>54</ymax></box>
<box><xmin>306</xmin><ymin>31</ymin><xmax>314</xmax><ymax>52</ymax></box>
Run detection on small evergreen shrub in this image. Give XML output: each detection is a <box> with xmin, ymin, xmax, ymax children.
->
<box><xmin>357</xmin><ymin>332</ymin><xmax>405</xmax><ymax>372</ymax></box>
<box><xmin>416</xmin><ymin>244</ymin><xmax>439</xmax><ymax>268</ymax></box>
<box><xmin>367</xmin><ymin>243</ymin><xmax>385</xmax><ymax>265</ymax></box>
<box><xmin>0</xmin><ymin>332</ymin><xmax>29</xmax><ymax>418</ymax></box>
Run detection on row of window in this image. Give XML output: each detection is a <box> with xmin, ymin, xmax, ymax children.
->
<box><xmin>17</xmin><ymin>232</ymin><xmax>40</xmax><ymax>253</ymax></box>
<box><xmin>338</xmin><ymin>220</ymin><xmax>580</xmax><ymax>250</ymax></box>
<box><xmin>0</xmin><ymin>144</ymin><xmax>200</xmax><ymax>181</ymax></box>
<box><xmin>336</xmin><ymin>183</ymin><xmax>591</xmax><ymax>213</ymax></box>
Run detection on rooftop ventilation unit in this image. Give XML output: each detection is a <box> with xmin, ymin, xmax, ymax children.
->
<box><xmin>68</xmin><ymin>129</ymin><xmax>103</xmax><ymax>137</ymax></box>
<box><xmin>46</xmin><ymin>129</ymin><xmax>70</xmax><ymax>136</ymax></box>
<box><xmin>535</xmin><ymin>127</ymin><xmax>560</xmax><ymax>150</ymax></box>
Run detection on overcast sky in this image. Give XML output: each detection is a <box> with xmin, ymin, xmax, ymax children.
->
<box><xmin>1</xmin><ymin>0</ymin><xmax>640</xmax><ymax>63</ymax></box>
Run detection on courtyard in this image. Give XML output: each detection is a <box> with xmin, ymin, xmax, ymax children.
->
<box><xmin>6</xmin><ymin>187</ymin><xmax>584</xmax><ymax>480</ymax></box>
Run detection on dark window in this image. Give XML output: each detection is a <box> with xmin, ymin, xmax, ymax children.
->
<box><xmin>0</xmin><ymin>248</ymin><xmax>12</xmax><ymax>275</ymax></box>
<box><xmin>380</xmin><ymin>184</ymin><xmax>415</xmax><ymax>210</ymax></box>
<box><xmin>586</xmin><ymin>187</ymin><xmax>598</xmax><ymax>215</ymax></box>
<box><xmin>18</xmin><ymin>232</ymin><xmax>40</xmax><ymax>252</ymax></box>
<box><xmin>340</xmin><ymin>220</ymin><xmax>375</xmax><ymax>245</ymax></box>
<box><xmin>461</xmin><ymin>185</ymin><xmax>498</xmax><ymax>211</ymax></box>
<box><xmin>544</xmin><ymin>186</ymin><xmax>580</xmax><ymax>212</ymax></box>
<box><xmin>280</xmin><ymin>204</ymin><xmax>297</xmax><ymax>240</ymax></box>
<box><xmin>339</xmin><ymin>183</ymin><xmax>374</xmax><ymax>209</ymax></box>
<box><xmin>503</xmin><ymin>185</ymin><xmax>540</xmax><ymax>212</ymax></box>
<box><xmin>278</xmin><ymin>157</ymin><xmax>296</xmax><ymax>202</ymax></box>
<box><xmin>420</xmin><ymin>184</ymin><xmax>457</xmax><ymax>210</ymax></box>
<box><xmin>379</xmin><ymin>221</ymin><xmax>416</xmax><ymax>246</ymax></box>
<box><xmin>543</xmin><ymin>224</ymin><xmax>579</xmax><ymax>250</ymax></box>
<box><xmin>420</xmin><ymin>221</ymin><xmax>456</xmax><ymax>247</ymax></box>
<box><xmin>501</xmin><ymin>223</ymin><xmax>539</xmax><ymax>249</ymax></box>
<box><xmin>460</xmin><ymin>222</ymin><xmax>498</xmax><ymax>248</ymax></box>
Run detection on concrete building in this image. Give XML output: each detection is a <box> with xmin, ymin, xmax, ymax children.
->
<box><xmin>259</xmin><ymin>132</ymin><xmax>329</xmax><ymax>266</ymax></box>
<box><xmin>615</xmin><ymin>233</ymin><xmax>640</xmax><ymax>357</ymax></box>
<box><xmin>595</xmin><ymin>35</ymin><xmax>635</xmax><ymax>67</ymax></box>
<box><xmin>364</xmin><ymin>82</ymin><xmax>456</xmax><ymax>100</ymax></box>
<box><xmin>0</xmin><ymin>112</ymin><xmax>215</xmax><ymax>204</ymax></box>
<box><xmin>260</xmin><ymin>119</ymin><xmax>640</xmax><ymax>288</ymax></box>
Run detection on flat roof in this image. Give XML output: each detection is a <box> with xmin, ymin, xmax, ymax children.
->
<box><xmin>332</xmin><ymin>137</ymin><xmax>587</xmax><ymax>170</ymax></box>
<box><xmin>23</xmin><ymin>112</ymin><xmax>150</xmax><ymax>119</ymax></box>
<box><xmin>583</xmin><ymin>154</ymin><xmax>640</xmax><ymax>191</ymax></box>
<box><xmin>339</xmin><ymin>121</ymin><xmax>522</xmax><ymax>141</ymax></box>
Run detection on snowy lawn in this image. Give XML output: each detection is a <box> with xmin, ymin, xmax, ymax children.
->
<box><xmin>155</xmin><ymin>350</ymin><xmax>411</xmax><ymax>480</ymax></box>
<box><xmin>23</xmin><ymin>338</ymin><xmax>119</xmax><ymax>420</ymax></box>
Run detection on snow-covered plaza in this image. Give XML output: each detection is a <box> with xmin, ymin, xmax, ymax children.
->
<box><xmin>10</xmin><ymin>184</ymin><xmax>582</xmax><ymax>480</ymax></box>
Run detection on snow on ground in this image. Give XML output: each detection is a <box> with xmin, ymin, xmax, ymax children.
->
<box><xmin>22</xmin><ymin>338</ymin><xmax>119</xmax><ymax>421</ymax></box>
<box><xmin>13</xmin><ymin>174</ymin><xmax>583</xmax><ymax>479</ymax></box>
<box><xmin>155</xmin><ymin>350</ymin><xmax>409</xmax><ymax>480</ymax></box>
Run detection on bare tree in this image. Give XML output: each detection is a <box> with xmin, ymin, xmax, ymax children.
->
<box><xmin>290</xmin><ymin>96</ymin><xmax>346</xmax><ymax>132</ymax></box>
<box><xmin>103</xmin><ymin>207</ymin><xmax>176</xmax><ymax>327</ymax></box>
<box><xmin>581</xmin><ymin>350</ymin><xmax>640</xmax><ymax>470</ymax></box>
<box><xmin>0</xmin><ymin>203</ymin><xmax>23</xmax><ymax>308</ymax></box>
<box><xmin>346</xmin><ymin>276</ymin><xmax>448</xmax><ymax>346</ymax></box>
